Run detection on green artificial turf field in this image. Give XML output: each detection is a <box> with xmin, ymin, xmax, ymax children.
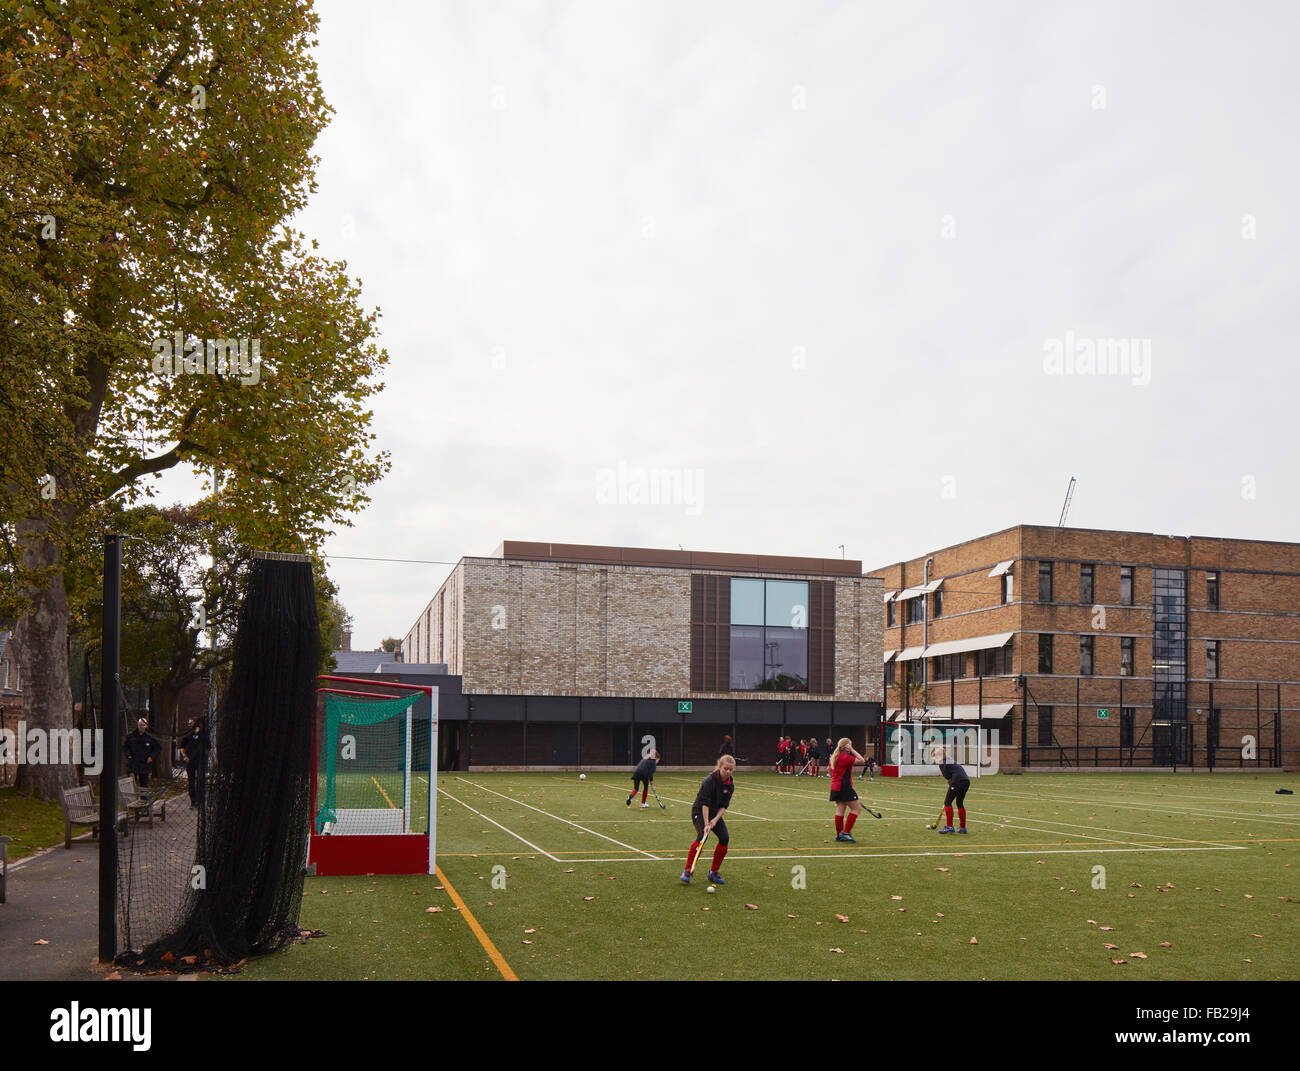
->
<box><xmin>240</xmin><ymin>769</ymin><xmax>1298</xmax><ymax>981</ymax></box>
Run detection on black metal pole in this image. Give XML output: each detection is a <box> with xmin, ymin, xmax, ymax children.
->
<box><xmin>1256</xmin><ymin>683</ymin><xmax>1262</xmax><ymax>768</ymax></box>
<box><xmin>99</xmin><ymin>534</ymin><xmax>121</xmax><ymax>962</ymax></box>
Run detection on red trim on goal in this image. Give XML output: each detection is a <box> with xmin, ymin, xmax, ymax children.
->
<box><xmin>309</xmin><ymin>833</ymin><xmax>430</xmax><ymax>876</ymax></box>
<box><xmin>316</xmin><ymin>674</ymin><xmax>433</xmax><ymax>696</ymax></box>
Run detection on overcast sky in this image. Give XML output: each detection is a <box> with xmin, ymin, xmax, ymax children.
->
<box><xmin>152</xmin><ymin>0</ymin><xmax>1300</xmax><ymax>649</ymax></box>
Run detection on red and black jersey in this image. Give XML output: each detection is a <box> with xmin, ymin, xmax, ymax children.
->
<box><xmin>692</xmin><ymin>770</ymin><xmax>735</xmax><ymax>816</ymax></box>
<box><xmin>829</xmin><ymin>751</ymin><xmax>856</xmax><ymax>792</ymax></box>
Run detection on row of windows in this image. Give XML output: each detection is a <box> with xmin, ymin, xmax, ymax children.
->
<box><xmin>1035</xmin><ymin>634</ymin><xmax>1222</xmax><ymax>678</ymax></box>
<box><xmin>884</xmin><ymin>641</ymin><xmax>1015</xmax><ymax>685</ymax></box>
<box><xmin>1038</xmin><ymin>562</ymin><xmax>1220</xmax><ymax>608</ymax></box>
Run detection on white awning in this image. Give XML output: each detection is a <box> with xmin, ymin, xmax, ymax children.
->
<box><xmin>886</xmin><ymin>703</ymin><xmax>1016</xmax><ymax>721</ymax></box>
<box><xmin>882</xmin><ymin>649</ymin><xmax>897</xmax><ymax>663</ymax></box>
<box><xmin>922</xmin><ymin>632</ymin><xmax>1015</xmax><ymax>659</ymax></box>
<box><xmin>897</xmin><ymin>578</ymin><xmax>943</xmax><ymax>601</ymax></box>
<box><xmin>883</xmin><ymin>590</ymin><xmax>898</xmax><ymax>603</ymax></box>
<box><xmin>895</xmin><ymin>646</ymin><xmax>926</xmax><ymax>662</ymax></box>
<box><xmin>989</xmin><ymin>560</ymin><xmax>1013</xmax><ymax>577</ymax></box>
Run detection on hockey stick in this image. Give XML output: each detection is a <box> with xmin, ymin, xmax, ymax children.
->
<box><xmin>651</xmin><ymin>783</ymin><xmax>666</xmax><ymax>810</ymax></box>
<box><xmin>689</xmin><ymin>825</ymin><xmax>712</xmax><ymax>876</ymax></box>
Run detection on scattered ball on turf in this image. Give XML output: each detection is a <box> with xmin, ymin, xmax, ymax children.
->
<box><xmin>579</xmin><ymin>774</ymin><xmax>586</xmax><ymax>780</ymax></box>
<box><xmin>707</xmin><ymin>885</ymin><xmax>716</xmax><ymax>893</ymax></box>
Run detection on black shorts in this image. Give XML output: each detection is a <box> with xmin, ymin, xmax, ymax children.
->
<box><xmin>829</xmin><ymin>785</ymin><xmax>859</xmax><ymax>803</ymax></box>
<box><xmin>691</xmin><ymin>811</ymin><xmax>729</xmax><ymax>847</ymax></box>
<box><xmin>944</xmin><ymin>781</ymin><xmax>970</xmax><ymax>807</ymax></box>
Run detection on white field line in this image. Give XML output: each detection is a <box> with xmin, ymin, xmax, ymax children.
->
<box><xmin>720</xmin><ymin>778</ymin><xmax>1237</xmax><ymax>849</ymax></box>
<box><xmin>971</xmin><ymin>786</ymin><xmax>1300</xmax><ymax>827</ymax></box>
<box><xmin>455</xmin><ymin>776</ymin><xmax>664</xmax><ymax>860</ymax></box>
<box><xmin>436</xmin><ymin>786</ymin><xmax>562</xmax><ymax>862</ymax></box>
<box><xmin>590</xmin><ymin>778</ymin><xmax>772</xmax><ymax>820</ymax></box>
<box><xmin>560</xmin><ymin>844</ymin><xmax>1248</xmax><ymax>864</ymax></box>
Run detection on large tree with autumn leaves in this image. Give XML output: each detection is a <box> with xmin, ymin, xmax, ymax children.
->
<box><xmin>0</xmin><ymin>1</ymin><xmax>389</xmax><ymax>798</ymax></box>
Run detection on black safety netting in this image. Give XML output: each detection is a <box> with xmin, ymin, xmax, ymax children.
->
<box><xmin>115</xmin><ymin>555</ymin><xmax>321</xmax><ymax>972</ymax></box>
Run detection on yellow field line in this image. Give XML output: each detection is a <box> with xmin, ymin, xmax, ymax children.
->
<box><xmin>371</xmin><ymin>775</ymin><xmax>397</xmax><ymax>809</ymax></box>
<box><xmin>435</xmin><ymin>865</ymin><xmax>518</xmax><ymax>982</ymax></box>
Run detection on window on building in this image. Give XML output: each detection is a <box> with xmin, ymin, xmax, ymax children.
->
<box><xmin>885</xmin><ymin>661</ymin><xmax>895</xmax><ymax>686</ymax></box>
<box><xmin>933</xmin><ymin>652</ymin><xmax>966</xmax><ymax>681</ymax></box>
<box><xmin>1080</xmin><ymin>634</ymin><xmax>1094</xmax><ymax>676</ymax></box>
<box><xmin>932</xmin><ymin>587</ymin><xmax>943</xmax><ymax>619</ymax></box>
<box><xmin>977</xmin><ymin>639</ymin><xmax>1013</xmax><ymax>677</ymax></box>
<box><xmin>886</xmin><ymin>599</ymin><xmax>896</xmax><ymax>627</ymax></box>
<box><xmin>1038</xmin><ymin>634</ymin><xmax>1053</xmax><ymax>674</ymax></box>
<box><xmin>1207</xmin><ymin>571</ymin><xmax>1219</xmax><ymax>610</ymax></box>
<box><xmin>1206</xmin><ymin>640</ymin><xmax>1219</xmax><ymax>680</ymax></box>
<box><xmin>1120</xmin><ymin>636</ymin><xmax>1134</xmax><ymax>677</ymax></box>
<box><xmin>1037</xmin><ymin>705</ymin><xmax>1054</xmax><ymax>747</ymax></box>
<box><xmin>1120</xmin><ymin>707</ymin><xmax>1135</xmax><ymax>749</ymax></box>
<box><xmin>729</xmin><ymin>578</ymin><xmax>809</xmax><ymax>691</ymax></box>
<box><xmin>1038</xmin><ymin>561</ymin><xmax>1054</xmax><ymax>603</ymax></box>
<box><xmin>1120</xmin><ymin>566</ymin><xmax>1134</xmax><ymax>606</ymax></box>
<box><xmin>1002</xmin><ymin>572</ymin><xmax>1013</xmax><ymax>605</ymax></box>
<box><xmin>1080</xmin><ymin>563</ymin><xmax>1095</xmax><ymax>605</ymax></box>
<box><xmin>906</xmin><ymin>596</ymin><xmax>925</xmax><ymax>625</ymax></box>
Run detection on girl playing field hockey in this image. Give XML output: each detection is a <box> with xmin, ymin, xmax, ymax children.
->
<box><xmin>680</xmin><ymin>755</ymin><xmax>736</xmax><ymax>885</ymax></box>
<box><xmin>828</xmin><ymin>737</ymin><xmax>868</xmax><ymax>842</ymax></box>
<box><xmin>936</xmin><ymin>748</ymin><xmax>970</xmax><ymax>834</ymax></box>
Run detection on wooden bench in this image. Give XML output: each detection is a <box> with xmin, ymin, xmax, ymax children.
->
<box><xmin>59</xmin><ymin>785</ymin><xmax>127</xmax><ymax>849</ymax></box>
<box><xmin>118</xmin><ymin>775</ymin><xmax>166</xmax><ymax>828</ymax></box>
<box><xmin>0</xmin><ymin>835</ymin><xmax>10</xmax><ymax>904</ymax></box>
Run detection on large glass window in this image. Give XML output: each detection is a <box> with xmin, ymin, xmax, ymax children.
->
<box><xmin>1120</xmin><ymin>566</ymin><xmax>1134</xmax><ymax>606</ymax></box>
<box><xmin>1080</xmin><ymin>634</ymin><xmax>1094</xmax><ymax>676</ymax></box>
<box><xmin>1120</xmin><ymin>636</ymin><xmax>1134</xmax><ymax>677</ymax></box>
<box><xmin>1206</xmin><ymin>640</ymin><xmax>1219</xmax><ymax>679</ymax></box>
<box><xmin>886</xmin><ymin>599</ymin><xmax>896</xmax><ymax>627</ymax></box>
<box><xmin>1080</xmin><ymin>564</ymin><xmax>1095</xmax><ymax>604</ymax></box>
<box><xmin>1207</xmin><ymin>571</ymin><xmax>1219</xmax><ymax>610</ymax></box>
<box><xmin>979</xmin><ymin>640</ymin><xmax>1013</xmax><ymax>676</ymax></box>
<box><xmin>906</xmin><ymin>596</ymin><xmax>925</xmax><ymax>624</ymax></box>
<box><xmin>729</xmin><ymin>578</ymin><xmax>809</xmax><ymax>691</ymax></box>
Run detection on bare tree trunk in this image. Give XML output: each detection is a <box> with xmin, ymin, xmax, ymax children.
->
<box><xmin>14</xmin><ymin>514</ymin><xmax>78</xmax><ymax>800</ymax></box>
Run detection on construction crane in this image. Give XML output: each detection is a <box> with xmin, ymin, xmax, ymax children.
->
<box><xmin>1058</xmin><ymin>476</ymin><xmax>1076</xmax><ymax>527</ymax></box>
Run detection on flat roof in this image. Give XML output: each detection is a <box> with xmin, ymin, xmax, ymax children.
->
<box><xmin>493</xmin><ymin>540</ymin><xmax>863</xmax><ymax>577</ymax></box>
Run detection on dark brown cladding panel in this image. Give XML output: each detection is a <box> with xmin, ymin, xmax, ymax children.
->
<box><xmin>808</xmin><ymin>579</ymin><xmax>836</xmax><ymax>694</ymax></box>
<box><xmin>690</xmin><ymin>574</ymin><xmax>731</xmax><ymax>692</ymax></box>
<box><xmin>498</xmin><ymin>540</ymin><xmax>861</xmax><ymax>577</ymax></box>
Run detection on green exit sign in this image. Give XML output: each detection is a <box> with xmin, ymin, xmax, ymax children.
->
<box><xmin>679</xmin><ymin>701</ymin><xmax>692</xmax><ymax>713</ymax></box>
<box><xmin>1097</xmin><ymin>708</ymin><xmax>1110</xmax><ymax>719</ymax></box>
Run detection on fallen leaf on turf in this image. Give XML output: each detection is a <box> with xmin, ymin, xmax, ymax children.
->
<box><xmin>859</xmin><ymin>929</ymin><xmax>868</xmax><ymax>934</ymax></box>
<box><xmin>1160</xmin><ymin>941</ymin><xmax>1172</xmax><ymax>948</ymax></box>
<box><xmin>582</xmin><ymin>896</ymin><xmax>594</xmax><ymax>901</ymax></box>
<box><xmin>161</xmin><ymin>951</ymin><xmax>175</xmax><ymax>963</ymax></box>
<box><xmin>1245</xmin><ymin>894</ymin><xmax>1254</xmax><ymax>899</ymax></box>
<box><xmin>787</xmin><ymin>914</ymin><xmax>797</xmax><ymax>919</ymax></box>
<box><xmin>1104</xmin><ymin>943</ymin><xmax>1119</xmax><ymax>950</ymax></box>
<box><xmin>936</xmin><ymin>912</ymin><xmax>944</xmax><ymax>918</ymax></box>
<box><xmin>1251</xmin><ymin>933</ymin><xmax>1263</xmax><ymax>938</ymax></box>
<box><xmin>835</xmin><ymin>914</ymin><xmax>850</xmax><ymax>922</ymax></box>
<box><xmin>104</xmin><ymin>972</ymin><xmax>122</xmax><ymax>981</ymax></box>
<box><xmin>1165</xmin><ymin>883</ymin><xmax>1174</xmax><ymax>889</ymax></box>
<box><xmin>829</xmin><ymin>948</ymin><xmax>844</xmax><ymax>953</ymax></box>
<box><xmin>1130</xmin><ymin>952</ymin><xmax>1148</xmax><ymax>959</ymax></box>
<box><xmin>181</xmin><ymin>955</ymin><xmax>197</xmax><ymax>965</ymax></box>
<box><xmin>891</xmin><ymin>895</ymin><xmax>903</xmax><ymax>900</ymax></box>
<box><xmin>1131</xmin><ymin>882</ymin><xmax>1142</xmax><ymax>888</ymax></box>
<box><xmin>522</xmin><ymin>940</ymin><xmax>533</xmax><ymax>944</ymax></box>
<box><xmin>1243</xmin><ymin>959</ymin><xmax>1252</xmax><ymax>963</ymax></box>
<box><xmin>969</xmin><ymin>937</ymin><xmax>978</xmax><ymax>944</ymax></box>
<box><xmin>936</xmin><ymin>867</ymin><xmax>950</xmax><ymax>873</ymax></box>
<box><xmin>426</xmin><ymin>907</ymin><xmax>442</xmax><ymax>913</ymax></box>
<box><xmin>1087</xmin><ymin>919</ymin><xmax>1098</xmax><ymax>925</ymax></box>
<box><xmin>1100</xmin><ymin>926</ymin><xmax>1114</xmax><ymax>931</ymax></box>
<box><xmin>1111</xmin><ymin>959</ymin><xmax>1126</xmax><ymax>965</ymax></box>
<box><xmin>1127</xmin><ymin>894</ymin><xmax>1135</xmax><ymax>898</ymax></box>
<box><xmin>345</xmin><ymin>889</ymin><xmax>354</xmax><ymax>894</ymax></box>
<box><xmin>34</xmin><ymin>939</ymin><xmax>48</xmax><ymax>946</ymax></box>
<box><xmin>745</xmin><ymin>904</ymin><xmax>759</xmax><ymax>910</ymax></box>
<box><xmin>1035</xmin><ymin>860</ymin><xmax>1045</xmax><ymax>865</ymax></box>
<box><xmin>524</xmin><ymin>928</ymin><xmax>536</xmax><ymax>933</ymax></box>
<box><xmin>564</xmin><ymin>869</ymin><xmax>574</xmax><ymax>874</ymax></box>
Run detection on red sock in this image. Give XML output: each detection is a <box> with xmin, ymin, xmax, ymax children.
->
<box><xmin>845</xmin><ymin>812</ymin><xmax>857</xmax><ymax>833</ymax></box>
<box><xmin>835</xmin><ymin>814</ymin><xmax>844</xmax><ymax>834</ymax></box>
<box><xmin>641</xmin><ymin>788</ymin><xmax>648</xmax><ymax>803</ymax></box>
<box><xmin>958</xmin><ymin>808</ymin><xmax>966</xmax><ymax>829</ymax></box>
<box><xmin>945</xmin><ymin>806</ymin><xmax>953</xmax><ymax>826</ymax></box>
<box><xmin>686</xmin><ymin>841</ymin><xmax>700</xmax><ymax>870</ymax></box>
<box><xmin>711</xmin><ymin>844</ymin><xmax>727</xmax><ymax>871</ymax></box>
